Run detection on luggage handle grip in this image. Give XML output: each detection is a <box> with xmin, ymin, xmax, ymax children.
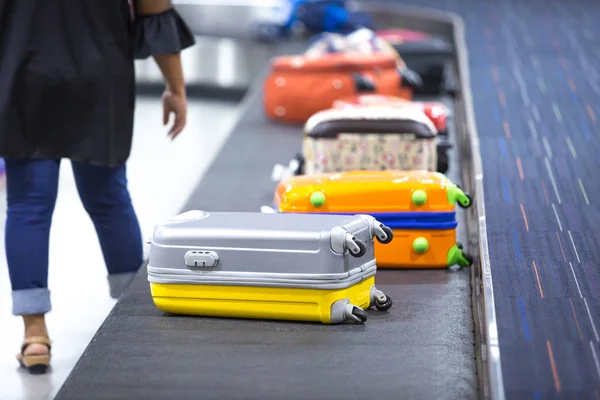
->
<box><xmin>351</xmin><ymin>73</ymin><xmax>376</xmax><ymax>93</ymax></box>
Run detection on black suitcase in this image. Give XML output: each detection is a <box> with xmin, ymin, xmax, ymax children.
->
<box><xmin>376</xmin><ymin>29</ymin><xmax>457</xmax><ymax>96</ymax></box>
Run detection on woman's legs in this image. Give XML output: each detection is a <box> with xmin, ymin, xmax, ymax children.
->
<box><xmin>6</xmin><ymin>159</ymin><xmax>143</xmax><ymax>365</ymax></box>
<box><xmin>5</xmin><ymin>159</ymin><xmax>61</xmax><ymax>356</ymax></box>
<box><xmin>71</xmin><ymin>161</ymin><xmax>143</xmax><ymax>298</ymax></box>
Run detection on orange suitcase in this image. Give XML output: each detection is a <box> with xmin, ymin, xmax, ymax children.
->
<box><xmin>271</xmin><ymin>170</ymin><xmax>474</xmax><ymax>269</ymax></box>
<box><xmin>263</xmin><ymin>52</ymin><xmax>420</xmax><ymax>124</ymax></box>
<box><xmin>332</xmin><ymin>94</ymin><xmax>449</xmax><ymax>136</ymax></box>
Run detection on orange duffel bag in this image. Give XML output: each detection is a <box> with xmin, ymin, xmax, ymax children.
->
<box><xmin>263</xmin><ymin>52</ymin><xmax>421</xmax><ymax>124</ymax></box>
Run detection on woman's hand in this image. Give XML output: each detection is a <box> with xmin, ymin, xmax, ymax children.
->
<box><xmin>153</xmin><ymin>53</ymin><xmax>187</xmax><ymax>139</ymax></box>
<box><xmin>162</xmin><ymin>88</ymin><xmax>187</xmax><ymax>139</ymax></box>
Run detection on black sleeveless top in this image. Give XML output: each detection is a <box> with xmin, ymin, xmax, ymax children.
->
<box><xmin>0</xmin><ymin>0</ymin><xmax>195</xmax><ymax>166</ymax></box>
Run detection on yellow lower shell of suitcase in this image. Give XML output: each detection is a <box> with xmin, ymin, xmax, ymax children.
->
<box><xmin>150</xmin><ymin>276</ymin><xmax>375</xmax><ymax>324</ymax></box>
<box><xmin>375</xmin><ymin>228</ymin><xmax>470</xmax><ymax>269</ymax></box>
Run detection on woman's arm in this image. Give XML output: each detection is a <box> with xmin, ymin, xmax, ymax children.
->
<box><xmin>134</xmin><ymin>0</ymin><xmax>187</xmax><ymax>138</ymax></box>
<box><xmin>135</xmin><ymin>0</ymin><xmax>185</xmax><ymax>94</ymax></box>
<box><xmin>153</xmin><ymin>53</ymin><xmax>185</xmax><ymax>96</ymax></box>
<box><xmin>134</xmin><ymin>0</ymin><xmax>171</xmax><ymax>15</ymax></box>
<box><xmin>155</xmin><ymin>53</ymin><xmax>187</xmax><ymax>139</ymax></box>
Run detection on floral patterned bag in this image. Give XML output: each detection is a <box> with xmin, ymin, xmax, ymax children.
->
<box><xmin>302</xmin><ymin>106</ymin><xmax>441</xmax><ymax>174</ymax></box>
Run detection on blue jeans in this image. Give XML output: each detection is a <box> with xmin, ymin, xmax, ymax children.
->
<box><xmin>5</xmin><ymin>159</ymin><xmax>144</xmax><ymax>315</ymax></box>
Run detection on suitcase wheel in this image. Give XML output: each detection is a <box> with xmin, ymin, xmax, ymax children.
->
<box><xmin>447</xmin><ymin>183</ymin><xmax>473</xmax><ymax>208</ymax></box>
<box><xmin>372</xmin><ymin>288</ymin><xmax>393</xmax><ymax>312</ymax></box>
<box><xmin>375</xmin><ymin>296</ymin><xmax>393</xmax><ymax>312</ymax></box>
<box><xmin>374</xmin><ymin>224</ymin><xmax>394</xmax><ymax>244</ymax></box>
<box><xmin>347</xmin><ymin>236</ymin><xmax>367</xmax><ymax>258</ymax></box>
<box><xmin>459</xmin><ymin>252</ymin><xmax>474</xmax><ymax>268</ymax></box>
<box><xmin>345</xmin><ymin>305</ymin><xmax>368</xmax><ymax>324</ymax></box>
<box><xmin>457</xmin><ymin>193</ymin><xmax>474</xmax><ymax>209</ymax></box>
<box><xmin>447</xmin><ymin>244</ymin><xmax>474</xmax><ymax>269</ymax></box>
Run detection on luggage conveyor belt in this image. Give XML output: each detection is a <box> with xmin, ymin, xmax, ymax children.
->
<box><xmin>55</xmin><ymin>5</ymin><xmax>488</xmax><ymax>400</ymax></box>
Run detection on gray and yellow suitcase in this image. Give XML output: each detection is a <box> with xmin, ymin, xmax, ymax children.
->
<box><xmin>147</xmin><ymin>210</ymin><xmax>394</xmax><ymax>324</ymax></box>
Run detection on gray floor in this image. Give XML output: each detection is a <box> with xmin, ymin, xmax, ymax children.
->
<box><xmin>54</xmin><ymin>69</ymin><xmax>478</xmax><ymax>399</ymax></box>
<box><xmin>0</xmin><ymin>98</ymin><xmax>238</xmax><ymax>400</ymax></box>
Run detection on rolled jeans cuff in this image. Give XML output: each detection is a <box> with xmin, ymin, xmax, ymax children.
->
<box><xmin>108</xmin><ymin>272</ymin><xmax>136</xmax><ymax>299</ymax></box>
<box><xmin>12</xmin><ymin>288</ymin><xmax>51</xmax><ymax>316</ymax></box>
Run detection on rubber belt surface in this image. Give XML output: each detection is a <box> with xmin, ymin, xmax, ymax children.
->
<box><xmin>54</xmin><ymin>43</ymin><xmax>477</xmax><ymax>400</ymax></box>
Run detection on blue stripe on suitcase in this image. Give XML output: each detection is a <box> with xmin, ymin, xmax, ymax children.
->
<box><xmin>274</xmin><ymin>207</ymin><xmax>458</xmax><ymax>230</ymax></box>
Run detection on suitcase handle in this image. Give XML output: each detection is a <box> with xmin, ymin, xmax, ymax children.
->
<box><xmin>398</xmin><ymin>67</ymin><xmax>423</xmax><ymax>89</ymax></box>
<box><xmin>351</xmin><ymin>73</ymin><xmax>376</xmax><ymax>92</ymax></box>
